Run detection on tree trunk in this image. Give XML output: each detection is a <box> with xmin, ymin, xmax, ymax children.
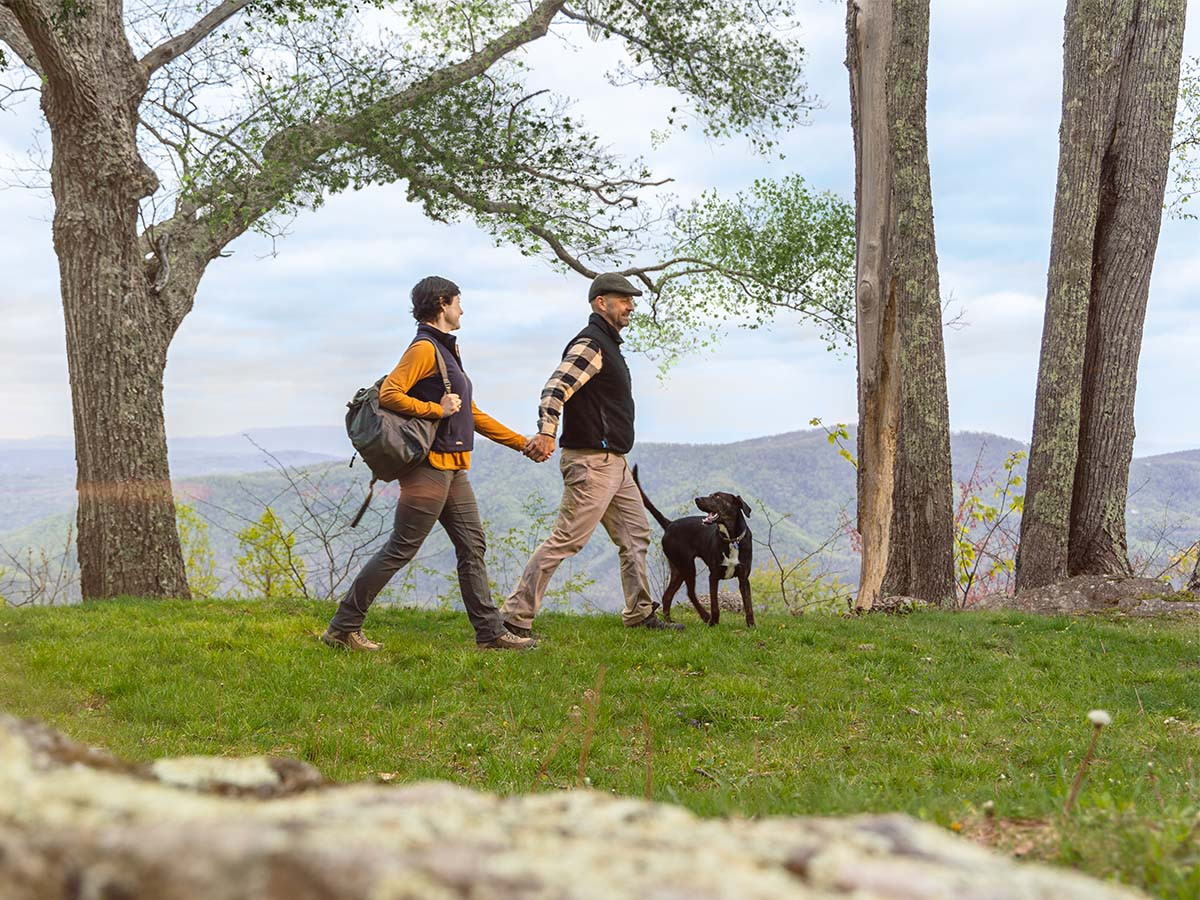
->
<box><xmin>877</xmin><ymin>0</ymin><xmax>955</xmax><ymax>607</ymax></box>
<box><xmin>1068</xmin><ymin>0</ymin><xmax>1186</xmax><ymax>576</ymax></box>
<box><xmin>1188</xmin><ymin>552</ymin><xmax>1200</xmax><ymax>594</ymax></box>
<box><xmin>847</xmin><ymin>0</ymin><xmax>900</xmax><ymax>613</ymax></box>
<box><xmin>33</xmin><ymin>4</ymin><xmax>190</xmax><ymax>600</ymax></box>
<box><xmin>847</xmin><ymin>0</ymin><xmax>954</xmax><ymax>611</ymax></box>
<box><xmin>1017</xmin><ymin>0</ymin><xmax>1186</xmax><ymax>591</ymax></box>
<box><xmin>1017</xmin><ymin>0</ymin><xmax>1126</xmax><ymax>590</ymax></box>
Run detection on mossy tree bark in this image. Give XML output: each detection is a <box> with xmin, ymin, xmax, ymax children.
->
<box><xmin>1017</xmin><ymin>0</ymin><xmax>1187</xmax><ymax>591</ymax></box>
<box><xmin>11</xmin><ymin>0</ymin><xmax>189</xmax><ymax>599</ymax></box>
<box><xmin>846</xmin><ymin>0</ymin><xmax>954</xmax><ymax>611</ymax></box>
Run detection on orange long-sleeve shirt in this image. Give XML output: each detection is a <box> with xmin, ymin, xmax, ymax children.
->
<box><xmin>378</xmin><ymin>339</ymin><xmax>526</xmax><ymax>471</ymax></box>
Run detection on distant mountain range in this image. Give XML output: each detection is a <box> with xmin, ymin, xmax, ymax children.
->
<box><xmin>2</xmin><ymin>427</ymin><xmax>1198</xmax><ymax>608</ymax></box>
<box><xmin>0</xmin><ymin>428</ymin><xmax>346</xmax><ymax>533</ymax></box>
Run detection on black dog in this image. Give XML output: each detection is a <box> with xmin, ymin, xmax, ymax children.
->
<box><xmin>632</xmin><ymin>465</ymin><xmax>754</xmax><ymax>627</ymax></box>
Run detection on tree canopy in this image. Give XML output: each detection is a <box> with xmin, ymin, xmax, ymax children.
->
<box><xmin>1</xmin><ymin>0</ymin><xmax>854</xmax><ymax>354</ymax></box>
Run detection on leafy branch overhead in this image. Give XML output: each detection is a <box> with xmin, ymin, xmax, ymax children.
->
<box><xmin>1170</xmin><ymin>55</ymin><xmax>1200</xmax><ymax>217</ymax></box>
<box><xmin>628</xmin><ymin>177</ymin><xmax>855</xmax><ymax>364</ymax></box>
<box><xmin>3</xmin><ymin>0</ymin><xmax>848</xmax><ymax>350</ymax></box>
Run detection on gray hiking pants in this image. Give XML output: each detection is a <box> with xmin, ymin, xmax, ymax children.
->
<box><xmin>330</xmin><ymin>462</ymin><xmax>506</xmax><ymax>642</ymax></box>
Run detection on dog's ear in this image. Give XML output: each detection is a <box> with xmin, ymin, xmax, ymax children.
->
<box><xmin>738</xmin><ymin>496</ymin><xmax>751</xmax><ymax>516</ymax></box>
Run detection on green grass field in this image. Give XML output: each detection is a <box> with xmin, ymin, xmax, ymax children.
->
<box><xmin>1</xmin><ymin>599</ymin><xmax>1197</xmax><ymax>896</ymax></box>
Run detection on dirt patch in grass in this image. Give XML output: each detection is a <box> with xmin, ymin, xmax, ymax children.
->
<box><xmin>1163</xmin><ymin>717</ymin><xmax>1200</xmax><ymax>737</ymax></box>
<box><xmin>960</xmin><ymin>815</ymin><xmax>1059</xmax><ymax>860</ymax></box>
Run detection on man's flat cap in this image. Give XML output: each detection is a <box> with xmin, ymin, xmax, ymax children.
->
<box><xmin>588</xmin><ymin>272</ymin><xmax>643</xmax><ymax>302</ymax></box>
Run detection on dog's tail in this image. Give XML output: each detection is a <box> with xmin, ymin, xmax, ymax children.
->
<box><xmin>630</xmin><ymin>464</ymin><xmax>673</xmax><ymax>531</ymax></box>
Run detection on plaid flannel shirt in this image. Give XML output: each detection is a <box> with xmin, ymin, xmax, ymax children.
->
<box><xmin>536</xmin><ymin>338</ymin><xmax>603</xmax><ymax>437</ymax></box>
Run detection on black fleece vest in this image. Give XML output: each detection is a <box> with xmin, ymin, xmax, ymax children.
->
<box><xmin>406</xmin><ymin>324</ymin><xmax>474</xmax><ymax>454</ymax></box>
<box><xmin>559</xmin><ymin>313</ymin><xmax>635</xmax><ymax>454</ymax></box>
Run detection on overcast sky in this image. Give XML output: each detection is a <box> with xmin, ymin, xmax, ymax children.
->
<box><xmin>2</xmin><ymin>1</ymin><xmax>1198</xmax><ymax>456</ymax></box>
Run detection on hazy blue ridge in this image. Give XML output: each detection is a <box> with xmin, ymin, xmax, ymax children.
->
<box><xmin>2</xmin><ymin>427</ymin><xmax>1197</xmax><ymax>609</ymax></box>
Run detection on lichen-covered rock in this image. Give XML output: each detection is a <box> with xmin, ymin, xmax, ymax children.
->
<box><xmin>1122</xmin><ymin>596</ymin><xmax>1200</xmax><ymax>617</ymax></box>
<box><xmin>972</xmin><ymin>575</ymin><xmax>1200</xmax><ymax>617</ymax></box>
<box><xmin>717</xmin><ymin>589</ymin><xmax>743</xmax><ymax>612</ymax></box>
<box><xmin>871</xmin><ymin>595</ymin><xmax>929</xmax><ymax>615</ymax></box>
<box><xmin>0</xmin><ymin>715</ymin><xmax>1143</xmax><ymax>899</ymax></box>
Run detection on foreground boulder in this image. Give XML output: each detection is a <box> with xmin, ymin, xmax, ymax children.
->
<box><xmin>972</xmin><ymin>574</ymin><xmax>1200</xmax><ymax>617</ymax></box>
<box><xmin>0</xmin><ymin>715</ymin><xmax>1140</xmax><ymax>899</ymax></box>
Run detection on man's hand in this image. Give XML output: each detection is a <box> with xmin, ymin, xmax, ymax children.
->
<box><xmin>439</xmin><ymin>392</ymin><xmax>462</xmax><ymax>416</ymax></box>
<box><xmin>523</xmin><ymin>433</ymin><xmax>555</xmax><ymax>462</ymax></box>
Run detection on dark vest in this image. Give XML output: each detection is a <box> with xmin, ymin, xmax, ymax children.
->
<box><xmin>406</xmin><ymin>324</ymin><xmax>474</xmax><ymax>454</ymax></box>
<box><xmin>560</xmin><ymin>313</ymin><xmax>635</xmax><ymax>454</ymax></box>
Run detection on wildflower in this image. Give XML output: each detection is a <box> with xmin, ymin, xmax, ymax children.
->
<box><xmin>1063</xmin><ymin>708</ymin><xmax>1112</xmax><ymax>816</ymax></box>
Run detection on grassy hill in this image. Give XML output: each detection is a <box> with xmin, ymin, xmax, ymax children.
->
<box><xmin>1</xmin><ymin>599</ymin><xmax>1197</xmax><ymax>897</ymax></box>
<box><xmin>2</xmin><ymin>428</ymin><xmax>1198</xmax><ymax>607</ymax></box>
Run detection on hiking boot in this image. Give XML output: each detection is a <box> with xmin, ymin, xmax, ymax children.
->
<box><xmin>631</xmin><ymin>611</ymin><xmax>684</xmax><ymax>631</ymax></box>
<box><xmin>321</xmin><ymin>627</ymin><xmax>382</xmax><ymax>651</ymax></box>
<box><xmin>504</xmin><ymin>620</ymin><xmax>543</xmax><ymax>641</ymax></box>
<box><xmin>477</xmin><ymin>631</ymin><xmax>537</xmax><ymax>651</ymax></box>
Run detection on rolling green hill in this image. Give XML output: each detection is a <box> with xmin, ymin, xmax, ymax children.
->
<box><xmin>3</xmin><ymin>428</ymin><xmax>1198</xmax><ymax>607</ymax></box>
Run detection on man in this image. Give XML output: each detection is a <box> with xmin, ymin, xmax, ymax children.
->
<box><xmin>504</xmin><ymin>273</ymin><xmax>684</xmax><ymax>634</ymax></box>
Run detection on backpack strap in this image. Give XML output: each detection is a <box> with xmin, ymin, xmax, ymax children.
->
<box><xmin>350</xmin><ymin>477</ymin><xmax>377</xmax><ymax>528</ymax></box>
<box><xmin>415</xmin><ymin>337</ymin><xmax>453</xmax><ymax>396</ymax></box>
<box><xmin>350</xmin><ymin>340</ymin><xmax>452</xmax><ymax>528</ymax></box>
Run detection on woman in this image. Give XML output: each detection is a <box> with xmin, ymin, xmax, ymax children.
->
<box><xmin>322</xmin><ymin>276</ymin><xmax>536</xmax><ymax>651</ymax></box>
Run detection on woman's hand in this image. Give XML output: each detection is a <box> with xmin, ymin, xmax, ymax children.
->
<box><xmin>523</xmin><ymin>433</ymin><xmax>555</xmax><ymax>462</ymax></box>
<box><xmin>439</xmin><ymin>392</ymin><xmax>462</xmax><ymax>416</ymax></box>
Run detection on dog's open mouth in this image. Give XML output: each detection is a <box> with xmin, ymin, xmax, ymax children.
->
<box><xmin>702</xmin><ymin>512</ymin><xmax>718</xmax><ymax>525</ymax></box>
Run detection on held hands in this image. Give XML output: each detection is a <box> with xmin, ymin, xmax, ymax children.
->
<box><xmin>523</xmin><ymin>433</ymin><xmax>555</xmax><ymax>463</ymax></box>
<box><xmin>439</xmin><ymin>392</ymin><xmax>462</xmax><ymax>417</ymax></box>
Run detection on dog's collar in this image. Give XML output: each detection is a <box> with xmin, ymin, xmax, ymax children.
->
<box><xmin>716</xmin><ymin>524</ymin><xmax>747</xmax><ymax>545</ymax></box>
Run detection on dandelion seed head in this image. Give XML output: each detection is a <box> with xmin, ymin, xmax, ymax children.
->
<box><xmin>1088</xmin><ymin>709</ymin><xmax>1112</xmax><ymax>726</ymax></box>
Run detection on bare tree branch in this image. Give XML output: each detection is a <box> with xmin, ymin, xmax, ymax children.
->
<box><xmin>0</xmin><ymin>71</ymin><xmax>40</xmax><ymax>108</ymax></box>
<box><xmin>140</xmin><ymin>0</ymin><xmax>251</xmax><ymax>75</ymax></box>
<box><xmin>148</xmin><ymin>96</ymin><xmax>259</xmax><ymax>167</ymax></box>
<box><xmin>750</xmin><ymin>500</ymin><xmax>853</xmax><ymax>613</ymax></box>
<box><xmin>0</xmin><ymin>522</ymin><xmax>77</xmax><ymax>607</ymax></box>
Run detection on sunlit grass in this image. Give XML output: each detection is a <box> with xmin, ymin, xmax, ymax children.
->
<box><xmin>1</xmin><ymin>599</ymin><xmax>1197</xmax><ymax>896</ymax></box>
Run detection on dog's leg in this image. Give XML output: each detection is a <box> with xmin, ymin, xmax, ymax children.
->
<box><xmin>682</xmin><ymin>566</ymin><xmax>709</xmax><ymax>623</ymax></box>
<box><xmin>707</xmin><ymin>572</ymin><xmax>721</xmax><ymax>627</ymax></box>
<box><xmin>661</xmin><ymin>567</ymin><xmax>685</xmax><ymax>622</ymax></box>
<box><xmin>739</xmin><ymin>575</ymin><xmax>755</xmax><ymax>628</ymax></box>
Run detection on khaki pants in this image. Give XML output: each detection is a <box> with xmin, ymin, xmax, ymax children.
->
<box><xmin>503</xmin><ymin>449</ymin><xmax>655</xmax><ymax>627</ymax></box>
